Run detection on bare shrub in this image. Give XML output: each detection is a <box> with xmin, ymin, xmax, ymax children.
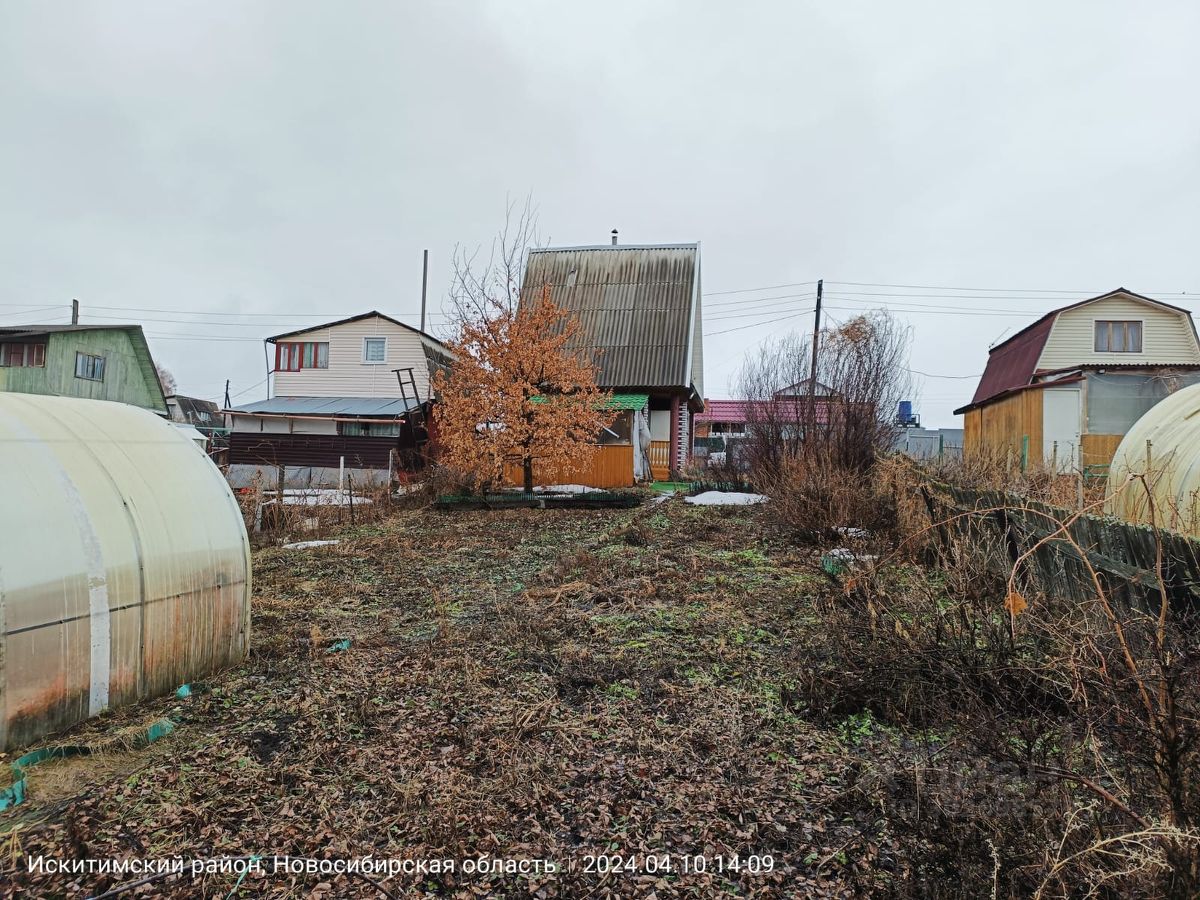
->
<box><xmin>804</xmin><ymin>472</ymin><xmax>1200</xmax><ymax>897</ymax></box>
<box><xmin>737</xmin><ymin>311</ymin><xmax>912</xmax><ymax>538</ymax></box>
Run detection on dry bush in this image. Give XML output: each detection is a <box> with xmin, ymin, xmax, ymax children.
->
<box><xmin>755</xmin><ymin>450</ymin><xmax>899</xmax><ymax>544</ymax></box>
<box><xmin>801</xmin><ymin>473</ymin><xmax>1200</xmax><ymax>897</ymax></box>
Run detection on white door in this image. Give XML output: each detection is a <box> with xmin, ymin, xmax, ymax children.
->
<box><xmin>1042</xmin><ymin>388</ymin><xmax>1081</xmax><ymax>472</ymax></box>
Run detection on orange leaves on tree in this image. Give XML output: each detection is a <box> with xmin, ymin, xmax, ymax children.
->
<box><xmin>432</xmin><ymin>285</ymin><xmax>610</xmax><ymax>492</ymax></box>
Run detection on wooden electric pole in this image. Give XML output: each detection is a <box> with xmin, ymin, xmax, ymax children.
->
<box><xmin>806</xmin><ymin>279</ymin><xmax>823</xmax><ymax>434</ymax></box>
<box><xmin>71</xmin><ymin>298</ymin><xmax>79</xmax><ymax>324</ymax></box>
<box><xmin>419</xmin><ymin>249</ymin><xmax>429</xmax><ymax>333</ymax></box>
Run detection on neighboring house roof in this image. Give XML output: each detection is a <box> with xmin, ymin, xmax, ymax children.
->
<box><xmin>228</xmin><ymin>396</ymin><xmax>424</xmax><ymax>418</ymax></box>
<box><xmin>519</xmin><ymin>244</ymin><xmax>703</xmax><ymax>395</ymax></box>
<box><xmin>266</xmin><ymin>311</ymin><xmax>448</xmax><ymax>349</ymax></box>
<box><xmin>0</xmin><ymin>323</ymin><xmax>167</xmax><ymax>414</ymax></box>
<box><xmin>695</xmin><ymin>398</ymin><xmax>832</xmax><ymax>425</ymax></box>
<box><xmin>957</xmin><ymin>288</ymin><xmax>1200</xmax><ymax>414</ymax></box>
<box><xmin>166</xmin><ymin>394</ymin><xmax>222</xmax><ymax>426</ymax></box>
<box><xmin>695</xmin><ymin>400</ymin><xmax>751</xmax><ymax>424</ymax></box>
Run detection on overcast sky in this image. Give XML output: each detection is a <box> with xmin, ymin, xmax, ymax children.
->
<box><xmin>2</xmin><ymin>1</ymin><xmax>1197</xmax><ymax>426</ymax></box>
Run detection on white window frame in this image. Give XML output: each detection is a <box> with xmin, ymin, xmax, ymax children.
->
<box><xmin>1094</xmin><ymin>319</ymin><xmax>1143</xmax><ymax>353</ymax></box>
<box><xmin>362</xmin><ymin>336</ymin><xmax>388</xmax><ymax>364</ymax></box>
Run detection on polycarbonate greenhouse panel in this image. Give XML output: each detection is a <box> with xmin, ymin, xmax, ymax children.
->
<box><xmin>0</xmin><ymin>394</ymin><xmax>251</xmax><ymax>750</ymax></box>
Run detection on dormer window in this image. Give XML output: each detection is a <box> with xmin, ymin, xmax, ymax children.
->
<box><xmin>1095</xmin><ymin>320</ymin><xmax>1142</xmax><ymax>353</ymax></box>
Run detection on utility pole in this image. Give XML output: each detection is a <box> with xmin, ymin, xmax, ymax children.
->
<box><xmin>223</xmin><ymin>379</ymin><xmax>231</xmax><ymax>409</ymax></box>
<box><xmin>419</xmin><ymin>249</ymin><xmax>429</xmax><ymax>333</ymax></box>
<box><xmin>71</xmin><ymin>298</ymin><xmax>79</xmax><ymax>324</ymax></box>
<box><xmin>806</xmin><ymin>279</ymin><xmax>823</xmax><ymax>434</ymax></box>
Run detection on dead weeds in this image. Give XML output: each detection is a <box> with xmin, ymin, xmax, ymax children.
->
<box><xmin>3</xmin><ymin>500</ymin><xmax>901</xmax><ymax>898</ymax></box>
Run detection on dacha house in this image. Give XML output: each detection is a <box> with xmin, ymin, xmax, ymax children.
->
<box><xmin>514</xmin><ymin>240</ymin><xmax>705</xmax><ymax>486</ymax></box>
<box><xmin>225</xmin><ymin>311</ymin><xmax>452</xmax><ymax>487</ymax></box>
<box><xmin>956</xmin><ymin>289</ymin><xmax>1200</xmax><ymax>472</ymax></box>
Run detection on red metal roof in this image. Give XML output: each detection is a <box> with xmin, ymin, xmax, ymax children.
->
<box><xmin>967</xmin><ymin>313</ymin><xmax>1056</xmax><ymax>407</ymax></box>
<box><xmin>696</xmin><ymin>398</ymin><xmax>832</xmax><ymax>425</ymax></box>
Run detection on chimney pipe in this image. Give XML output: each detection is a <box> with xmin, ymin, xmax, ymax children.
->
<box><xmin>611</xmin><ymin>229</ymin><xmax>618</xmax><ymax>246</ymax></box>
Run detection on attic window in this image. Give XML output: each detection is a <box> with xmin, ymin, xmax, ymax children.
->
<box><xmin>0</xmin><ymin>343</ymin><xmax>45</xmax><ymax>367</ymax></box>
<box><xmin>1095</xmin><ymin>320</ymin><xmax>1142</xmax><ymax>353</ymax></box>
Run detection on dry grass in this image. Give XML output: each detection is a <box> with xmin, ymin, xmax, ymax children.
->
<box><xmin>1</xmin><ymin>501</ymin><xmax>887</xmax><ymax>898</ymax></box>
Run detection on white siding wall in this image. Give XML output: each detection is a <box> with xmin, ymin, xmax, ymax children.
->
<box><xmin>1037</xmin><ymin>296</ymin><xmax>1200</xmax><ymax>371</ymax></box>
<box><xmin>271</xmin><ymin>316</ymin><xmax>438</xmax><ymax>400</ymax></box>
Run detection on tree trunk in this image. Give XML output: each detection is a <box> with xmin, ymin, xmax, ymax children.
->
<box><xmin>523</xmin><ymin>457</ymin><xmax>534</xmax><ymax>496</ymax></box>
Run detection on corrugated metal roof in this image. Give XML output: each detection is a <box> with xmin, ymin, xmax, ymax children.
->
<box><xmin>229</xmin><ymin>396</ymin><xmax>422</xmax><ymax>417</ymax></box>
<box><xmin>520</xmin><ymin>245</ymin><xmax>700</xmax><ymax>392</ymax></box>
<box><xmin>695</xmin><ymin>398</ymin><xmax>831</xmax><ymax>425</ymax></box>
<box><xmin>963</xmin><ymin>314</ymin><xmax>1057</xmax><ymax>410</ymax></box>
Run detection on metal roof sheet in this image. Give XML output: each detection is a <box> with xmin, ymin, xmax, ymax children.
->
<box><xmin>228</xmin><ymin>396</ymin><xmax>422</xmax><ymax>417</ymax></box>
<box><xmin>520</xmin><ymin>245</ymin><xmax>700</xmax><ymax>391</ymax></box>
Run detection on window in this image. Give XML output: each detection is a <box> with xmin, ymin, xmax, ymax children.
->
<box><xmin>363</xmin><ymin>337</ymin><xmax>387</xmax><ymax>364</ymax></box>
<box><xmin>0</xmin><ymin>343</ymin><xmax>45</xmax><ymax>367</ymax></box>
<box><xmin>339</xmin><ymin>421</ymin><xmax>400</xmax><ymax>437</ymax></box>
<box><xmin>274</xmin><ymin>341</ymin><xmax>329</xmax><ymax>371</ymax></box>
<box><xmin>75</xmin><ymin>352</ymin><xmax>105</xmax><ymax>381</ymax></box>
<box><xmin>1095</xmin><ymin>320</ymin><xmax>1142</xmax><ymax>353</ymax></box>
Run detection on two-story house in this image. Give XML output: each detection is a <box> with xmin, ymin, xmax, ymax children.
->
<box><xmin>225</xmin><ymin>311</ymin><xmax>452</xmax><ymax>487</ymax></box>
<box><xmin>955</xmin><ymin>288</ymin><xmax>1200</xmax><ymax>471</ymax></box>
<box><xmin>0</xmin><ymin>324</ymin><xmax>167</xmax><ymax>415</ymax></box>
<box><xmin>516</xmin><ymin>241</ymin><xmax>704</xmax><ymax>485</ymax></box>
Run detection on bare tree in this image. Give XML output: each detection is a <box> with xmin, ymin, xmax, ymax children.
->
<box><xmin>737</xmin><ymin>310</ymin><xmax>912</xmax><ymax>474</ymax></box>
<box><xmin>155</xmin><ymin>362</ymin><xmax>177</xmax><ymax>395</ymax></box>
<box><xmin>446</xmin><ymin>196</ymin><xmax>542</xmax><ymax>326</ymax></box>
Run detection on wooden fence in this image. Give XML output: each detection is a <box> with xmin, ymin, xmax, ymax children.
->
<box><xmin>922</xmin><ymin>480</ymin><xmax>1200</xmax><ymax>613</ymax></box>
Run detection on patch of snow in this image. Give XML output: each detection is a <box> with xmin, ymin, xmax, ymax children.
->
<box><xmin>267</xmin><ymin>489</ymin><xmax>374</xmax><ymax>507</ymax></box>
<box><xmin>685</xmin><ymin>491</ymin><xmax>769</xmax><ymax>506</ymax></box>
<box><xmin>531</xmin><ymin>484</ymin><xmax>600</xmax><ymax>494</ymax></box>
<box><xmin>836</xmin><ymin>526</ymin><xmax>871</xmax><ymax>539</ymax></box>
<box><xmin>283</xmin><ymin>540</ymin><xmax>342</xmax><ymax>550</ymax></box>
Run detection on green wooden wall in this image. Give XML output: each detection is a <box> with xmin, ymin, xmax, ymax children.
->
<box><xmin>0</xmin><ymin>330</ymin><xmax>166</xmax><ymax>413</ymax></box>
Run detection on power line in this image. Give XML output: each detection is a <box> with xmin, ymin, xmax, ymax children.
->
<box><xmin>703</xmin><ymin>291</ymin><xmax>816</xmax><ymax>310</ymax></box>
<box><xmin>825</xmin><ymin>304</ymin><xmax>1048</xmax><ymax>318</ymax></box>
<box><xmin>826</xmin><ymin>280</ymin><xmax>1110</xmax><ymax>294</ymax></box>
<box><xmin>704</xmin><ymin>310</ymin><xmax>811</xmax><ymax>337</ymax></box>
<box><xmin>705</xmin><ymin>281</ymin><xmax>818</xmax><ymax>297</ymax></box>
<box><xmin>905</xmin><ymin>367</ymin><xmax>981</xmax><ymax>379</ymax></box>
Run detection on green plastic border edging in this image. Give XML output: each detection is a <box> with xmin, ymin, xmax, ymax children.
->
<box><xmin>0</xmin><ymin>718</ymin><xmax>176</xmax><ymax>812</ymax></box>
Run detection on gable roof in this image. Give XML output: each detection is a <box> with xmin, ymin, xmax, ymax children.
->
<box><xmin>0</xmin><ymin>323</ymin><xmax>167</xmax><ymax>414</ymax></box>
<box><xmin>266</xmin><ymin>311</ymin><xmax>448</xmax><ymax>351</ymax></box>
<box><xmin>957</xmin><ymin>289</ymin><xmax>1198</xmax><ymax>413</ymax></box>
<box><xmin>519</xmin><ymin>244</ymin><xmax>702</xmax><ymax>393</ymax></box>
